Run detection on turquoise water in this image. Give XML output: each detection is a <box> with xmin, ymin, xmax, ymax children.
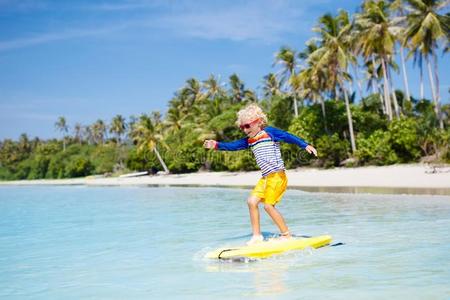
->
<box><xmin>1</xmin><ymin>186</ymin><xmax>450</xmax><ymax>299</ymax></box>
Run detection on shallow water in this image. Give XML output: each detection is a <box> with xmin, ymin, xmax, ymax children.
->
<box><xmin>1</xmin><ymin>186</ymin><xmax>449</xmax><ymax>299</ymax></box>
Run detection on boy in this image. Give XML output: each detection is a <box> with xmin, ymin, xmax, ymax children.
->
<box><xmin>203</xmin><ymin>104</ymin><xmax>317</xmax><ymax>245</ymax></box>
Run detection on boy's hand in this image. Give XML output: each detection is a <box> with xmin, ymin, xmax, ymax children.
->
<box><xmin>305</xmin><ymin>145</ymin><xmax>318</xmax><ymax>157</ymax></box>
<box><xmin>203</xmin><ymin>140</ymin><xmax>217</xmax><ymax>149</ymax></box>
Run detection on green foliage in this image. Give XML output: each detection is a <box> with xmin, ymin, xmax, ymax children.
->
<box><xmin>315</xmin><ymin>133</ymin><xmax>350</xmax><ymax>168</ymax></box>
<box><xmin>288</xmin><ymin>117</ymin><xmax>313</xmax><ymax>144</ymax></box>
<box><xmin>356</xmin><ymin>117</ymin><xmax>423</xmax><ymax>165</ymax></box>
<box><xmin>352</xmin><ymin>105</ymin><xmax>388</xmax><ymax>135</ymax></box>
<box><xmin>0</xmin><ymin>166</ymin><xmax>12</xmax><ymax>180</ymax></box>
<box><xmin>356</xmin><ymin>130</ymin><xmax>398</xmax><ymax>165</ymax></box>
<box><xmin>208</xmin><ymin>106</ymin><xmax>242</xmax><ymax>140</ymax></box>
<box><xmin>0</xmin><ymin>78</ymin><xmax>447</xmax><ymax>180</ymax></box>
<box><xmin>1</xmin><ymin>0</ymin><xmax>448</xmax><ymax>180</ymax></box>
<box><xmin>388</xmin><ymin>118</ymin><xmax>421</xmax><ymax>162</ymax></box>
<box><xmin>90</xmin><ymin>144</ymin><xmax>119</xmax><ymax>174</ymax></box>
<box><xmin>268</xmin><ymin>95</ymin><xmax>293</xmax><ymax>130</ymax></box>
<box><xmin>126</xmin><ymin>147</ymin><xmax>159</xmax><ymax>173</ymax></box>
<box><xmin>27</xmin><ymin>155</ymin><xmax>50</xmax><ymax>179</ymax></box>
<box><xmin>224</xmin><ymin>150</ymin><xmax>259</xmax><ymax>172</ymax></box>
<box><xmin>46</xmin><ymin>154</ymin><xmax>66</xmax><ymax>178</ymax></box>
<box><xmin>64</xmin><ymin>156</ymin><xmax>93</xmax><ymax>178</ymax></box>
<box><xmin>166</xmin><ymin>144</ymin><xmax>205</xmax><ymax>173</ymax></box>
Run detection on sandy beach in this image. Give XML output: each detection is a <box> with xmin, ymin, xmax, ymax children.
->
<box><xmin>1</xmin><ymin>163</ymin><xmax>449</xmax><ymax>195</ymax></box>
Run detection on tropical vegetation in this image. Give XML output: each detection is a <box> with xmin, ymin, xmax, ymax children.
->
<box><xmin>0</xmin><ymin>0</ymin><xmax>449</xmax><ymax>180</ymax></box>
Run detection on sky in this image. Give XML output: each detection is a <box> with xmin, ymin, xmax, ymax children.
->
<box><xmin>0</xmin><ymin>0</ymin><xmax>449</xmax><ymax>140</ymax></box>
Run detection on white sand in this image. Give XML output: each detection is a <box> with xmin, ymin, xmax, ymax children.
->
<box><xmin>1</xmin><ymin>164</ymin><xmax>449</xmax><ymax>192</ymax></box>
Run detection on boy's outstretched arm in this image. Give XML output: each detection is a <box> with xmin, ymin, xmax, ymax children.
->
<box><xmin>265</xmin><ymin>126</ymin><xmax>318</xmax><ymax>157</ymax></box>
<box><xmin>203</xmin><ymin>138</ymin><xmax>249</xmax><ymax>151</ymax></box>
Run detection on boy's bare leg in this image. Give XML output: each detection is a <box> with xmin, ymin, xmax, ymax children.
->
<box><xmin>247</xmin><ymin>195</ymin><xmax>262</xmax><ymax>236</ymax></box>
<box><xmin>264</xmin><ymin>203</ymin><xmax>291</xmax><ymax>238</ymax></box>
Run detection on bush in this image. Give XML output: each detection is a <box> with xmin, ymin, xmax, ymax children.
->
<box><xmin>268</xmin><ymin>95</ymin><xmax>293</xmax><ymax>130</ymax></box>
<box><xmin>46</xmin><ymin>154</ymin><xmax>67</xmax><ymax>179</ymax></box>
<box><xmin>0</xmin><ymin>166</ymin><xmax>13</xmax><ymax>180</ymax></box>
<box><xmin>352</xmin><ymin>105</ymin><xmax>388</xmax><ymax>135</ymax></box>
<box><xmin>388</xmin><ymin>118</ymin><xmax>421</xmax><ymax>162</ymax></box>
<box><xmin>222</xmin><ymin>150</ymin><xmax>258</xmax><ymax>172</ymax></box>
<box><xmin>126</xmin><ymin>147</ymin><xmax>159</xmax><ymax>172</ymax></box>
<box><xmin>91</xmin><ymin>144</ymin><xmax>118</xmax><ymax>174</ymax></box>
<box><xmin>166</xmin><ymin>145</ymin><xmax>205</xmax><ymax>173</ymax></box>
<box><xmin>64</xmin><ymin>156</ymin><xmax>93</xmax><ymax>178</ymax></box>
<box><xmin>356</xmin><ymin>130</ymin><xmax>398</xmax><ymax>165</ymax></box>
<box><xmin>27</xmin><ymin>155</ymin><xmax>50</xmax><ymax>179</ymax></box>
<box><xmin>315</xmin><ymin>133</ymin><xmax>350</xmax><ymax>168</ymax></box>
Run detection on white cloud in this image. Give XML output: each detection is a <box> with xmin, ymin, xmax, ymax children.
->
<box><xmin>156</xmin><ymin>0</ymin><xmax>310</xmax><ymax>42</ymax></box>
<box><xmin>81</xmin><ymin>0</ymin><xmax>165</xmax><ymax>11</ymax></box>
<box><xmin>0</xmin><ymin>23</ymin><xmax>135</xmax><ymax>51</ymax></box>
<box><xmin>0</xmin><ymin>0</ymin><xmax>328</xmax><ymax>51</ymax></box>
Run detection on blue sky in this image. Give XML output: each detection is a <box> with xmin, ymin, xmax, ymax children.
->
<box><xmin>0</xmin><ymin>0</ymin><xmax>448</xmax><ymax>140</ymax></box>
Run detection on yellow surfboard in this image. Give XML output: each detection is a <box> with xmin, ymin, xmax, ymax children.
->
<box><xmin>205</xmin><ymin>235</ymin><xmax>332</xmax><ymax>259</ymax></box>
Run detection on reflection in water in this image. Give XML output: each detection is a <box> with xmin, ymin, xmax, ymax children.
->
<box><xmin>203</xmin><ymin>248</ymin><xmax>316</xmax><ymax>297</ymax></box>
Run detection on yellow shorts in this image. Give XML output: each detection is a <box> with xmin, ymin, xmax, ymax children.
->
<box><xmin>251</xmin><ymin>171</ymin><xmax>288</xmax><ymax>206</ymax></box>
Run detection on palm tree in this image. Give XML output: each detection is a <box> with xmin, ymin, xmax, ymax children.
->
<box><xmin>390</xmin><ymin>0</ymin><xmax>412</xmax><ymax>101</ymax></box>
<box><xmin>131</xmin><ymin>114</ymin><xmax>169</xmax><ymax>174</ymax></box>
<box><xmin>298</xmin><ymin>40</ymin><xmax>329</xmax><ymax>127</ymax></box>
<box><xmin>91</xmin><ymin>119</ymin><xmax>107</xmax><ymax>145</ymax></box>
<box><xmin>313</xmin><ymin>11</ymin><xmax>357</xmax><ymax>152</ymax></box>
<box><xmin>228</xmin><ymin>73</ymin><xmax>245</xmax><ymax>103</ymax></box>
<box><xmin>165</xmin><ymin>102</ymin><xmax>186</xmax><ymax>134</ymax></box>
<box><xmin>243</xmin><ymin>89</ymin><xmax>258</xmax><ymax>102</ymax></box>
<box><xmin>390</xmin><ymin>0</ymin><xmax>411</xmax><ymax>101</ymax></box>
<box><xmin>274</xmin><ymin>46</ymin><xmax>299</xmax><ymax>117</ymax></box>
<box><xmin>402</xmin><ymin>0</ymin><xmax>449</xmax><ymax>129</ymax></box>
<box><xmin>262</xmin><ymin>73</ymin><xmax>282</xmax><ymax>98</ymax></box>
<box><xmin>55</xmin><ymin>116</ymin><xmax>69</xmax><ymax>151</ymax></box>
<box><xmin>298</xmin><ymin>66</ymin><xmax>329</xmax><ymax>132</ymax></box>
<box><xmin>355</xmin><ymin>0</ymin><xmax>399</xmax><ymax>121</ymax></box>
<box><xmin>182</xmin><ymin>78</ymin><xmax>205</xmax><ymax>107</ymax></box>
<box><xmin>110</xmin><ymin>115</ymin><xmax>127</xmax><ymax>144</ymax></box>
<box><xmin>73</xmin><ymin>122</ymin><xmax>84</xmax><ymax>144</ymax></box>
<box><xmin>18</xmin><ymin>133</ymin><xmax>31</xmax><ymax>155</ymax></box>
<box><xmin>202</xmin><ymin>74</ymin><xmax>227</xmax><ymax>122</ymax></box>
<box><xmin>203</xmin><ymin>74</ymin><xmax>226</xmax><ymax>100</ymax></box>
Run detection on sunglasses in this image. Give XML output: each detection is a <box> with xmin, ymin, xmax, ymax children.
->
<box><xmin>239</xmin><ymin>119</ymin><xmax>260</xmax><ymax>130</ymax></box>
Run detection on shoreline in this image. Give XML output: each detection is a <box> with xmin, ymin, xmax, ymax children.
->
<box><xmin>1</xmin><ymin>163</ymin><xmax>450</xmax><ymax>195</ymax></box>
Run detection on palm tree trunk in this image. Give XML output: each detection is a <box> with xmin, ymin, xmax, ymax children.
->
<box><xmin>419</xmin><ymin>66</ymin><xmax>424</xmax><ymax>99</ymax></box>
<box><xmin>353</xmin><ymin>64</ymin><xmax>364</xmax><ymax>102</ymax></box>
<box><xmin>319</xmin><ymin>96</ymin><xmax>328</xmax><ymax>133</ymax></box>
<box><xmin>293</xmin><ymin>96</ymin><xmax>299</xmax><ymax>118</ymax></box>
<box><xmin>343</xmin><ymin>87</ymin><xmax>356</xmax><ymax>153</ymax></box>
<box><xmin>433</xmin><ymin>53</ymin><xmax>443</xmax><ymax>129</ymax></box>
<box><xmin>400</xmin><ymin>47</ymin><xmax>411</xmax><ymax>101</ymax></box>
<box><xmin>387</xmin><ymin>65</ymin><xmax>401</xmax><ymax>118</ymax></box>
<box><xmin>381</xmin><ymin>57</ymin><xmax>392</xmax><ymax>121</ymax></box>
<box><xmin>426</xmin><ymin>56</ymin><xmax>439</xmax><ymax>125</ymax></box>
<box><xmin>379</xmin><ymin>86</ymin><xmax>386</xmax><ymax>115</ymax></box>
<box><xmin>153</xmin><ymin>147</ymin><xmax>170</xmax><ymax>174</ymax></box>
<box><xmin>371</xmin><ymin>55</ymin><xmax>385</xmax><ymax>114</ymax></box>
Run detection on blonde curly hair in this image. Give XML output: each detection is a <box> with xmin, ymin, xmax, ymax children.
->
<box><xmin>236</xmin><ymin>103</ymin><xmax>268</xmax><ymax>127</ymax></box>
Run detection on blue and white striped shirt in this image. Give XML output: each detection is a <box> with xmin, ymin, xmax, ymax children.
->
<box><xmin>216</xmin><ymin>126</ymin><xmax>309</xmax><ymax>177</ymax></box>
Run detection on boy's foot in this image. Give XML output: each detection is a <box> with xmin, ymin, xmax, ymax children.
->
<box><xmin>269</xmin><ymin>231</ymin><xmax>292</xmax><ymax>242</ymax></box>
<box><xmin>246</xmin><ymin>235</ymin><xmax>264</xmax><ymax>245</ymax></box>
<box><xmin>280</xmin><ymin>231</ymin><xmax>292</xmax><ymax>242</ymax></box>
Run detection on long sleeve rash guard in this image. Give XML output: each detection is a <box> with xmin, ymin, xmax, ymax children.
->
<box><xmin>216</xmin><ymin>126</ymin><xmax>309</xmax><ymax>176</ymax></box>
